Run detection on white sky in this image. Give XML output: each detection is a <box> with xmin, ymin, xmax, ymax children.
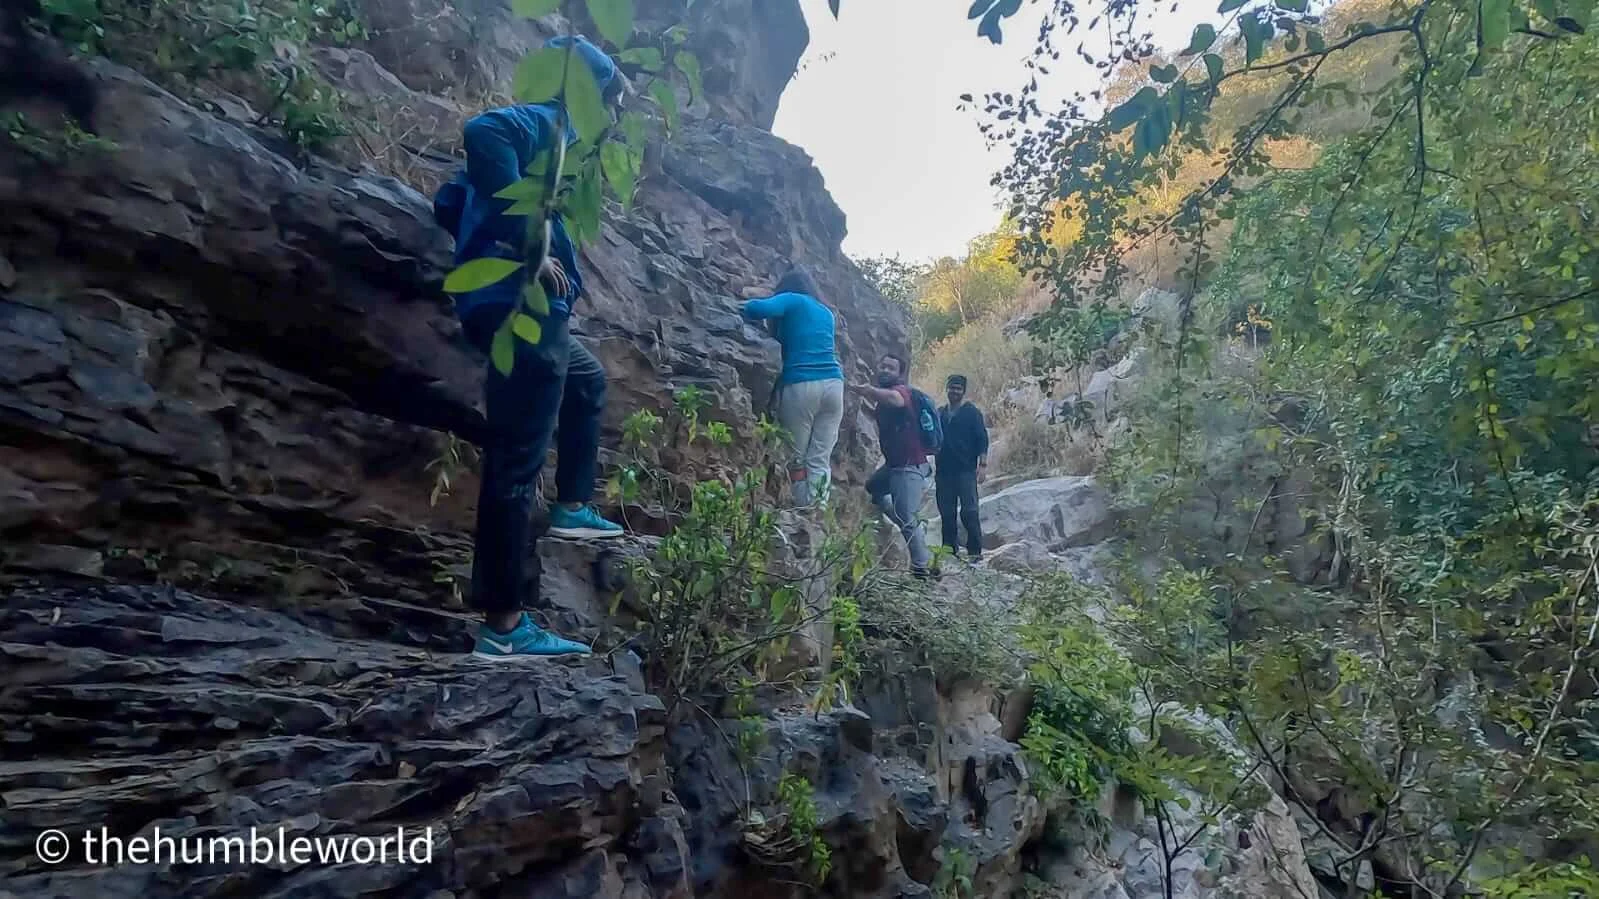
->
<box><xmin>771</xmin><ymin>0</ymin><xmax>1209</xmax><ymax>264</ymax></box>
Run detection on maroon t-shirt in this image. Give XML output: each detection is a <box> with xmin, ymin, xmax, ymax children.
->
<box><xmin>876</xmin><ymin>384</ymin><xmax>927</xmax><ymax>467</ymax></box>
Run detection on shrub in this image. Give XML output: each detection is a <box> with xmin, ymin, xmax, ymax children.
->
<box><xmin>914</xmin><ymin>316</ymin><xmax>1035</xmax><ymax>428</ymax></box>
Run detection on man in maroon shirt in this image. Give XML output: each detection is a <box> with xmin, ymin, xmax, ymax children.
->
<box><xmin>850</xmin><ymin>352</ymin><xmax>934</xmax><ymax>577</ymax></box>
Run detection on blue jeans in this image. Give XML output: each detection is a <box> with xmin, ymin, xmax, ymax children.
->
<box><xmin>866</xmin><ymin>463</ymin><xmax>932</xmax><ymax>569</ymax></box>
<box><xmin>462</xmin><ymin>305</ymin><xmax>606</xmax><ymax>614</ymax></box>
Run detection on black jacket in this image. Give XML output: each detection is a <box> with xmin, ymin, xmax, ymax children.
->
<box><xmin>937</xmin><ymin>403</ymin><xmax>989</xmax><ymax>473</ymax></box>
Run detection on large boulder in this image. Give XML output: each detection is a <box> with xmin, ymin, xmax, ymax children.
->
<box><xmin>973</xmin><ymin>477</ymin><xmax>1114</xmax><ymax>551</ymax></box>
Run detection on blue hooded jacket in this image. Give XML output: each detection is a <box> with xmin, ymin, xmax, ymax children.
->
<box><xmin>433</xmin><ymin>36</ymin><xmax>619</xmax><ymax>320</ymax></box>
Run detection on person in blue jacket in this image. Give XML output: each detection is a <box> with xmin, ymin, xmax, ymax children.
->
<box><xmin>740</xmin><ymin>267</ymin><xmax>845</xmax><ymax>508</ymax></box>
<box><xmin>433</xmin><ymin>35</ymin><xmax>627</xmax><ymax>661</ymax></box>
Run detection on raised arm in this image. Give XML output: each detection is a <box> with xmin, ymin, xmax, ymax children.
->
<box><xmin>740</xmin><ymin>292</ymin><xmax>794</xmax><ymax>321</ymax></box>
<box><xmin>851</xmin><ymin>382</ymin><xmax>908</xmax><ymax>408</ymax></box>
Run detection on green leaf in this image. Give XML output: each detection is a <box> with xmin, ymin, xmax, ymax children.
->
<box><xmin>495</xmin><ymin>173</ymin><xmax>553</xmax><ymax>206</ymax></box>
<box><xmin>565</xmin><ymin>165</ymin><xmax>604</xmax><ymax>244</ymax></box>
<box><xmin>585</xmin><ymin>0</ymin><xmax>635</xmax><ymax>47</ymax></box>
<box><xmin>490</xmin><ymin>319</ymin><xmax>515</xmax><ymax>375</ymax></box>
<box><xmin>511</xmin><ymin>0</ymin><xmax>561</xmax><ymax>17</ymax></box>
<box><xmin>1480</xmin><ymin>0</ymin><xmax>1511</xmax><ymax>49</ymax></box>
<box><xmin>513</xmin><ymin>48</ymin><xmax>567</xmax><ymax>103</ymax></box>
<box><xmin>673</xmin><ymin>50</ymin><xmax>704</xmax><ymax>106</ymax></box>
<box><xmin>511</xmin><ymin>312</ymin><xmax>543</xmax><ymax>345</ymax></box>
<box><xmin>1105</xmin><ymin>86</ymin><xmax>1156</xmax><ymax>132</ymax></box>
<box><xmin>1218</xmin><ymin>0</ymin><xmax>1247</xmax><ymax>11</ymax></box>
<box><xmin>619</xmin><ymin>110</ymin><xmax>649</xmax><ymax>149</ymax></box>
<box><xmin>618</xmin><ymin>47</ymin><xmax>664</xmax><ymax>71</ymax></box>
<box><xmin>445</xmin><ymin>258</ymin><xmax>523</xmax><ymax>294</ymax></box>
<box><xmin>1242</xmin><ymin>15</ymin><xmax>1266</xmax><ymax>65</ymax></box>
<box><xmin>524</xmin><ymin>281</ymin><xmax>550</xmax><ymax>316</ymax></box>
<box><xmin>1151</xmin><ymin>63</ymin><xmax>1180</xmax><ymax>83</ymax></box>
<box><xmin>602</xmin><ymin>140</ymin><xmax>638</xmax><ymax>210</ymax></box>
<box><xmin>521</xmin><ymin>150</ymin><xmax>559</xmax><ymax>181</ymax></box>
<box><xmin>1183</xmin><ymin>23</ymin><xmax>1216</xmax><ymax>55</ymax></box>
<box><xmin>1204</xmin><ymin>53</ymin><xmax>1223</xmax><ymax>85</ymax></box>
<box><xmin>1306</xmin><ymin>29</ymin><xmax>1326</xmax><ymax>52</ymax></box>
<box><xmin>564</xmin><ymin>58</ymin><xmax>611</xmax><ymax>143</ymax></box>
<box><xmin>829</xmin><ymin>0</ymin><xmax>841</xmax><ymax>16</ymax></box>
<box><xmin>1165</xmin><ymin>80</ymin><xmax>1189</xmax><ymax>129</ymax></box>
<box><xmin>650</xmin><ymin>80</ymin><xmax>679</xmax><ymax>132</ymax></box>
<box><xmin>1133</xmin><ymin>118</ymin><xmax>1157</xmax><ymax>160</ymax></box>
<box><xmin>1275</xmin><ymin>0</ymin><xmax>1307</xmax><ymax>10</ymax></box>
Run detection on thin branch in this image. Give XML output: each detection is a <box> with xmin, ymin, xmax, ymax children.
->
<box><xmin>1460</xmin><ymin>284</ymin><xmax>1599</xmax><ymax>327</ymax></box>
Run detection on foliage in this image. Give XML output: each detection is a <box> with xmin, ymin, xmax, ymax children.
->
<box><xmin>34</xmin><ymin>0</ymin><xmax>362</xmax><ymax>152</ymax></box>
<box><xmin>989</xmin><ymin>416</ymin><xmax>1098</xmax><ymax>478</ymax></box>
<box><xmin>913</xmin><ymin>317</ymin><xmax>1034</xmax><ymax>420</ymax></box>
<box><xmin>611</xmin><ymin>393</ymin><xmax>885</xmax><ymax>715</ymax></box>
<box><xmin>872</xmin><ymin>4</ymin><xmax>1599</xmax><ymax>886</ymax></box>
<box><xmin>1028</xmin><ymin>302</ymin><xmax>1129</xmax><ymax>393</ymax></box>
<box><xmin>853</xmin><ymin>253</ymin><xmax>928</xmax><ymax>311</ymax></box>
<box><xmin>1</xmin><ymin>111</ymin><xmax>117</xmax><ymax>162</ymax></box>
<box><xmin>853</xmin><ymin>568</ymin><xmax>1021</xmax><ymax>687</ymax></box>
<box><xmin>439</xmin><ymin>0</ymin><xmax>703</xmax><ymax>376</ymax></box>
<box><xmin>775</xmin><ymin>771</ymin><xmax>832</xmax><ymax>881</ymax></box>
<box><xmin>1017</xmin><ymin>576</ymin><xmax>1138</xmax><ymax>804</ymax></box>
<box><xmin>914</xmin><ymin>230</ymin><xmax>1026</xmax><ymax>347</ymax></box>
<box><xmin>1017</xmin><ymin>569</ymin><xmax>1274</xmax><ymax>898</ymax></box>
<box><xmin>932</xmin><ymin>845</ymin><xmax>975</xmax><ymax>899</ymax></box>
<box><xmin>424</xmin><ymin>432</ymin><xmax>479</xmax><ymax>507</ymax></box>
<box><xmin>740</xmin><ymin>769</ymin><xmax>833</xmax><ymax>884</ymax></box>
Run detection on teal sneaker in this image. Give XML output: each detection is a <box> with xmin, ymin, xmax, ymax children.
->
<box><xmin>548</xmin><ymin>504</ymin><xmax>624</xmax><ymax>539</ymax></box>
<box><xmin>472</xmin><ymin>612</ymin><xmax>592</xmax><ymax>661</ymax></box>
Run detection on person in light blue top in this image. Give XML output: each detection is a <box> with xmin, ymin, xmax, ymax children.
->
<box><xmin>741</xmin><ymin>267</ymin><xmax>845</xmax><ymax>508</ymax></box>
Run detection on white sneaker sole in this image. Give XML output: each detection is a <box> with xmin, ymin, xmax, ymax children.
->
<box><xmin>470</xmin><ymin>649</ymin><xmax>591</xmax><ymax>663</ymax></box>
<box><xmin>547</xmin><ymin>526</ymin><xmax>624</xmax><ymax>540</ymax></box>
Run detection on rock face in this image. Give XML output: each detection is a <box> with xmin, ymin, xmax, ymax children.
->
<box><xmin>1</xmin><ymin>581</ymin><xmax>686</xmax><ymax>899</ymax></box>
<box><xmin>0</xmin><ymin>0</ymin><xmax>904</xmax><ymax>594</ymax></box>
<box><xmin>972</xmin><ymin>476</ymin><xmax>1114</xmax><ymax>551</ymax></box>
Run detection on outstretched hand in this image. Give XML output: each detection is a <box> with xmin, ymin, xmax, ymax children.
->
<box><xmin>538</xmin><ymin>258</ymin><xmax>572</xmax><ymax>298</ymax></box>
<box><xmin>739</xmin><ymin>285</ymin><xmax>769</xmax><ymax>300</ymax></box>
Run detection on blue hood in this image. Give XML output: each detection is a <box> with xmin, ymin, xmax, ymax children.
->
<box><xmin>433</xmin><ymin>35</ymin><xmax>619</xmax><ymax>319</ymax></box>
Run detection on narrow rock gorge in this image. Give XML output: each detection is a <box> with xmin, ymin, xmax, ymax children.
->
<box><xmin>0</xmin><ymin>2</ymin><xmax>1335</xmax><ymax>898</ymax></box>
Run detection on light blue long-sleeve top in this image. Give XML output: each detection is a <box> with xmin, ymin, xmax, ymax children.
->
<box><xmin>740</xmin><ymin>292</ymin><xmax>844</xmax><ymax>385</ymax></box>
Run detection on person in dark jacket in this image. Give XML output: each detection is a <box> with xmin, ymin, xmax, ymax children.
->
<box><xmin>434</xmin><ymin>35</ymin><xmax>627</xmax><ymax>661</ymax></box>
<box><xmin>935</xmin><ymin>374</ymin><xmax>989</xmax><ymax>561</ymax></box>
